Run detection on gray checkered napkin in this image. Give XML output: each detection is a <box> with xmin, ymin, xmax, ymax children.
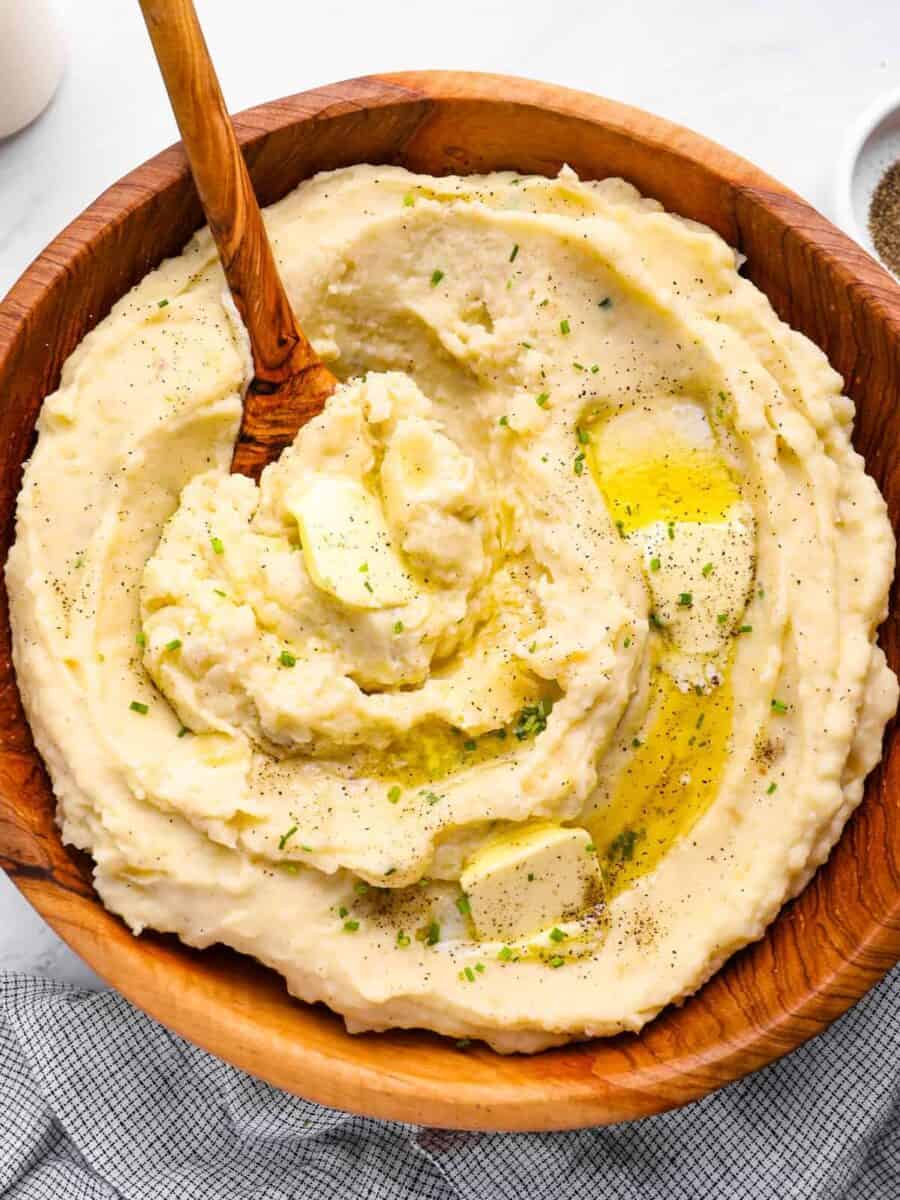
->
<box><xmin>1</xmin><ymin>969</ymin><xmax>898</xmax><ymax>1199</ymax></box>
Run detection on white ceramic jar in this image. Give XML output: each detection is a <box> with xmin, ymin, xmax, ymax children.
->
<box><xmin>0</xmin><ymin>0</ymin><xmax>66</xmax><ymax>139</ymax></box>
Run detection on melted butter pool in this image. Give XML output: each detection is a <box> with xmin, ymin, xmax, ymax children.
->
<box><xmin>587</xmin><ymin>667</ymin><xmax>733</xmax><ymax>897</ymax></box>
<box><xmin>586</xmin><ymin>401</ymin><xmax>741</xmax><ymax>534</ymax></box>
<box><xmin>584</xmin><ymin>398</ymin><xmax>743</xmax><ymax>895</ymax></box>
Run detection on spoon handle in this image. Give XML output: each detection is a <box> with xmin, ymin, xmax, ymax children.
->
<box><xmin>138</xmin><ymin>0</ymin><xmax>336</xmax><ymax>478</ymax></box>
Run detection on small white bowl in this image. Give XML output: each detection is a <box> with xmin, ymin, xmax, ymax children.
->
<box><xmin>835</xmin><ymin>88</ymin><xmax>900</xmax><ymax>277</ymax></box>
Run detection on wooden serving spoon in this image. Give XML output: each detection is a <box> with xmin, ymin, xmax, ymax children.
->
<box><xmin>138</xmin><ymin>0</ymin><xmax>337</xmax><ymax>479</ymax></box>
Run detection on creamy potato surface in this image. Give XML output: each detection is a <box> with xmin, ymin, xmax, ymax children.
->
<box><xmin>9</xmin><ymin>167</ymin><xmax>896</xmax><ymax>1050</ymax></box>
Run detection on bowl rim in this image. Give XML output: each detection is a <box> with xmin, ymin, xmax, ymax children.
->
<box><xmin>2</xmin><ymin>69</ymin><xmax>900</xmax><ymax>1131</ymax></box>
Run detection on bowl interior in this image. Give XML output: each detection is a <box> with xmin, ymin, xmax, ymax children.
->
<box><xmin>2</xmin><ymin>72</ymin><xmax>900</xmax><ymax>1131</ymax></box>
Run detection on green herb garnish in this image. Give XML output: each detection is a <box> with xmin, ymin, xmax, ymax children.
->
<box><xmin>279</xmin><ymin>650</ymin><xmax>296</xmax><ymax>667</ymax></box>
<box><xmin>278</xmin><ymin>825</ymin><xmax>298</xmax><ymax>850</ymax></box>
<box><xmin>513</xmin><ymin>698</ymin><xmax>552</xmax><ymax>741</ymax></box>
<box><xmin>430</xmin><ymin>269</ymin><xmax>444</xmax><ymax>286</ymax></box>
<box><xmin>129</xmin><ymin>701</ymin><xmax>148</xmax><ymax>714</ymax></box>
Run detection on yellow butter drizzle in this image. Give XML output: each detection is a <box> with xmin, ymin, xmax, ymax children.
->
<box><xmin>586</xmin><ymin>415</ymin><xmax>740</xmax><ymax>535</ymax></box>
<box><xmin>588</xmin><ymin>667</ymin><xmax>733</xmax><ymax>898</ymax></box>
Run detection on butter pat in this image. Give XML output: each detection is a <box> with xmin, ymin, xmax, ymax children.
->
<box><xmin>290</xmin><ymin>477</ymin><xmax>415</xmax><ymax>609</ymax></box>
<box><xmin>460</xmin><ymin>822</ymin><xmax>602</xmax><ymax>942</ymax></box>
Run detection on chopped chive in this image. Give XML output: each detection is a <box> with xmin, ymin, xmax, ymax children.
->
<box><xmin>278</xmin><ymin>825</ymin><xmax>298</xmax><ymax>850</ymax></box>
<box><xmin>343</xmin><ymin>919</ymin><xmax>360</xmax><ymax>933</ymax></box>
<box><xmin>678</xmin><ymin>592</ymin><xmax>693</xmax><ymax>608</ymax></box>
<box><xmin>498</xmin><ymin>946</ymin><xmax>513</xmax><ymax>961</ymax></box>
<box><xmin>549</xmin><ymin>927</ymin><xmax>566</xmax><ymax>943</ymax></box>
<box><xmin>364</xmin><ymin>580</ymin><xmax>373</xmax><ymax>593</ymax></box>
<box><xmin>210</xmin><ymin>536</ymin><xmax>224</xmax><ymax>555</ymax></box>
<box><xmin>548</xmin><ymin>955</ymin><xmax>565</xmax><ymax>968</ymax></box>
<box><xmin>623</xmin><ymin>636</ymin><xmax>631</xmax><ymax>648</ymax></box>
<box><xmin>590</xmin><ymin>364</ymin><xmax>600</xmax><ymax>373</ymax></box>
<box><xmin>650</xmin><ymin>557</ymin><xmax>661</xmax><ymax>572</ymax></box>
<box><xmin>397</xmin><ymin>931</ymin><xmax>411</xmax><ymax>947</ymax></box>
<box><xmin>767</xmin><ymin>782</ymin><xmax>777</xmax><ymax>795</ymax></box>
<box><xmin>574</xmin><ymin>452</ymin><xmax>585</xmax><ymax>475</ymax></box>
<box><xmin>393</xmin><ymin>620</ymin><xmax>404</xmax><ymax>634</ymax></box>
<box><xmin>388</xmin><ymin>785</ymin><xmax>402</xmax><ymax>804</ymax></box>
<box><xmin>456</xmin><ymin>894</ymin><xmax>472</xmax><ymax>916</ymax></box>
<box><xmin>509</xmin><ymin>243</ymin><xmax>520</xmax><ymax>262</ymax></box>
<box><xmin>649</xmin><ymin>611</ymin><xmax>665</xmax><ymax>630</ymax></box>
<box><xmin>576</xmin><ymin>425</ymin><xmax>590</xmax><ymax>445</ymax></box>
<box><xmin>214</xmin><ymin>588</ymin><xmax>226</xmax><ymax>597</ymax></box>
<box><xmin>667</xmin><ymin>522</ymin><xmax>675</xmax><ymax>540</ymax></box>
<box><xmin>584</xmin><ymin>842</ymin><xmax>596</xmax><ymax>853</ymax></box>
<box><xmin>165</xmin><ymin>638</ymin><xmax>182</xmax><ymax>652</ymax></box>
<box><xmin>129</xmin><ymin>700</ymin><xmax>148</xmax><ymax>714</ymax></box>
<box><xmin>279</xmin><ymin>650</ymin><xmax>296</xmax><ymax>667</ymax></box>
<box><xmin>573</xmin><ymin>362</ymin><xmax>585</xmax><ymax>371</ymax></box>
<box><xmin>464</xmin><ymin>966</ymin><xmax>476</xmax><ymax>982</ymax></box>
<box><xmin>358</xmin><ymin>562</ymin><xmax>369</xmax><ymax>573</ymax></box>
<box><xmin>463</xmin><ymin>739</ymin><xmax>477</xmax><ymax>751</ymax></box>
<box><xmin>354</xmin><ymin>881</ymin><xmax>369</xmax><ymax>895</ymax></box>
<box><xmin>718</xmin><ymin>390</ymin><xmax>727</xmax><ymax>403</ymax></box>
<box><xmin>425</xmin><ymin>921</ymin><xmax>441</xmax><ymax>946</ymax></box>
<box><xmin>403</xmin><ymin>193</ymin><xmax>415</xmax><ymax>207</ymax></box>
<box><xmin>738</xmin><ymin>624</ymin><xmax>753</xmax><ymax>634</ymax></box>
<box><xmin>771</xmin><ymin>698</ymin><xmax>789</xmax><ymax>714</ymax></box>
<box><xmin>338</xmin><ymin>905</ymin><xmax>348</xmax><ymax>918</ymax></box>
<box><xmin>301</xmin><ymin>844</ymin><xmax>313</xmax><ymax>852</ymax></box>
<box><xmin>498</xmin><ymin>415</ymin><xmax>509</xmax><ymax>426</ymax></box>
<box><xmin>717</xmin><ymin>612</ymin><xmax>729</xmax><ymax>625</ymax></box>
<box><xmin>158</xmin><ymin>298</ymin><xmax>169</xmax><ymax>308</ymax></box>
<box><xmin>430</xmin><ymin>269</ymin><xmax>444</xmax><ymax>286</ymax></box>
<box><xmin>598</xmin><ymin>297</ymin><xmax>613</xmax><ymax>309</ymax></box>
<box><xmin>702</xmin><ymin>562</ymin><xmax>714</xmax><ymax>577</ymax></box>
<box><xmin>536</xmin><ymin>392</ymin><xmax>549</xmax><ymax>407</ymax></box>
<box><xmin>632</xmin><ymin>737</ymin><xmax>641</xmax><ymax>748</ymax></box>
<box><xmin>135</xmin><ymin>631</ymin><xmax>146</xmax><ymax>647</ymax></box>
<box><xmin>615</xmin><ymin>519</ymin><xmax>625</xmax><ymax>535</ymax></box>
<box><xmin>177</xmin><ymin>726</ymin><xmax>190</xmax><ymax>738</ymax></box>
<box><xmin>560</xmin><ymin>318</ymin><xmax>571</xmax><ymax>335</ymax></box>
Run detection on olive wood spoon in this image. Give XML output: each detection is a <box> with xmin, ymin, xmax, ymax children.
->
<box><xmin>138</xmin><ymin>0</ymin><xmax>337</xmax><ymax>479</ymax></box>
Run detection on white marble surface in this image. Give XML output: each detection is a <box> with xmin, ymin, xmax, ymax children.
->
<box><xmin>1</xmin><ymin>0</ymin><xmax>899</xmax><ymax>987</ymax></box>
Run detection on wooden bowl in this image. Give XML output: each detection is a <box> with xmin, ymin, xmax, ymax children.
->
<box><xmin>2</xmin><ymin>71</ymin><xmax>900</xmax><ymax>1131</ymax></box>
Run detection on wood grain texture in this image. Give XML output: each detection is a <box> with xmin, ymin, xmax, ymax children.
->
<box><xmin>138</xmin><ymin>0</ymin><xmax>336</xmax><ymax>478</ymax></box>
<box><xmin>1</xmin><ymin>71</ymin><xmax>900</xmax><ymax>1130</ymax></box>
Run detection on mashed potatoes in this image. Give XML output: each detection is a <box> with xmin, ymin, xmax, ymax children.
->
<box><xmin>8</xmin><ymin>166</ymin><xmax>896</xmax><ymax>1051</ymax></box>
